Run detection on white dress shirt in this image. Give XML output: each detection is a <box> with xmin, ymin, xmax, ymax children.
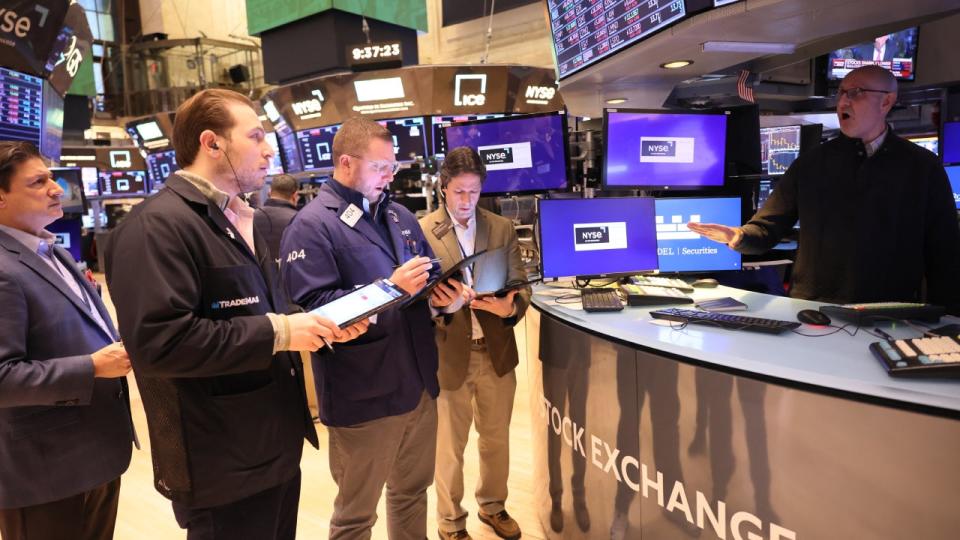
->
<box><xmin>448</xmin><ymin>209</ymin><xmax>484</xmax><ymax>340</ymax></box>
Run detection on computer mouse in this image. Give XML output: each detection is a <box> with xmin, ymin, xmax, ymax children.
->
<box><xmin>691</xmin><ymin>278</ymin><xmax>719</xmax><ymax>288</ymax></box>
<box><xmin>797</xmin><ymin>309</ymin><xmax>831</xmax><ymax>326</ymax></box>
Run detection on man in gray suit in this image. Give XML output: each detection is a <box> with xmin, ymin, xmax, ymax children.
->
<box><xmin>0</xmin><ymin>141</ymin><xmax>136</xmax><ymax>540</ymax></box>
<box><xmin>420</xmin><ymin>147</ymin><xmax>531</xmax><ymax>540</ymax></box>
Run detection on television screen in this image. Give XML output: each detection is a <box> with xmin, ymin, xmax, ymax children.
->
<box><xmin>604</xmin><ymin>109</ymin><xmax>727</xmax><ymax>189</ymax></box>
<box><xmin>135</xmin><ymin>121</ymin><xmax>164</xmax><ymax>141</ymax></box>
<box><xmin>82</xmin><ymin>207</ymin><xmax>107</xmax><ymax>229</ymax></box>
<box><xmin>547</xmin><ymin>0</ymin><xmax>686</xmax><ymax>79</ymax></box>
<box><xmin>943</xmin><ymin>122</ymin><xmax>960</xmax><ymax>164</ymax></box>
<box><xmin>0</xmin><ymin>67</ymin><xmax>43</xmax><ymax>147</ymax></box>
<box><xmin>47</xmin><ymin>217</ymin><xmax>83</xmax><ymax>262</ymax></box>
<box><xmin>296</xmin><ymin>125</ymin><xmax>339</xmax><ymax>171</ymax></box>
<box><xmin>538</xmin><ymin>197</ymin><xmax>659</xmax><ymax>279</ymax></box>
<box><xmin>146</xmin><ymin>150</ymin><xmax>179</xmax><ymax>189</ymax></box>
<box><xmin>379</xmin><ymin>117</ymin><xmax>427</xmax><ymax>162</ymax></box>
<box><xmin>654</xmin><ymin>197</ymin><xmax>742</xmax><ymax>273</ymax></box>
<box><xmin>757</xmin><ymin>178</ymin><xmax>776</xmax><ymax>209</ymax></box>
<box><xmin>443</xmin><ymin>112</ymin><xmax>569</xmax><ymax>195</ymax></box>
<box><xmin>265</xmin><ymin>132</ymin><xmax>285</xmax><ymax>175</ymax></box>
<box><xmin>828</xmin><ymin>28</ymin><xmax>919</xmax><ymax>81</ymax></box>
<box><xmin>40</xmin><ymin>82</ymin><xmax>64</xmax><ymax>162</ymax></box>
<box><xmin>431</xmin><ymin>114</ymin><xmax>504</xmax><ymax>158</ymax></box>
<box><xmin>278</xmin><ymin>131</ymin><xmax>303</xmax><ymax>173</ymax></box>
<box><xmin>98</xmin><ymin>170</ymin><xmax>148</xmax><ymax>197</ymax></box>
<box><xmin>906</xmin><ymin>135</ymin><xmax>938</xmax><ymax>156</ymax></box>
<box><xmin>946</xmin><ymin>165</ymin><xmax>960</xmax><ymax>210</ymax></box>
<box><xmin>81</xmin><ymin>167</ymin><xmax>99</xmax><ymax>197</ymax></box>
<box><xmin>760</xmin><ymin>126</ymin><xmax>801</xmax><ymax>176</ymax></box>
<box><xmin>50</xmin><ymin>167</ymin><xmax>86</xmax><ymax>213</ymax></box>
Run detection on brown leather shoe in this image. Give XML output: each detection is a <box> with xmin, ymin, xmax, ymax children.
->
<box><xmin>438</xmin><ymin>529</ymin><xmax>472</xmax><ymax>540</ymax></box>
<box><xmin>478</xmin><ymin>510</ymin><xmax>521</xmax><ymax>540</ymax></box>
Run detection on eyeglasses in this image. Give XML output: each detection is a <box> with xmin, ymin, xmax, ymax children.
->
<box><xmin>346</xmin><ymin>154</ymin><xmax>400</xmax><ymax>175</ymax></box>
<box><xmin>835</xmin><ymin>87</ymin><xmax>891</xmax><ymax>100</ymax></box>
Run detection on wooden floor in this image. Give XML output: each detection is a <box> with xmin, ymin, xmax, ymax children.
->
<box><xmin>97</xmin><ymin>276</ymin><xmax>547</xmax><ymax>539</ymax></box>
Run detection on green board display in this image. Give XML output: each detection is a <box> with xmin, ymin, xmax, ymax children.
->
<box><xmin>246</xmin><ymin>0</ymin><xmax>426</xmax><ymax>35</ymax></box>
<box><xmin>66</xmin><ymin>54</ymin><xmax>96</xmax><ymax>97</ymax></box>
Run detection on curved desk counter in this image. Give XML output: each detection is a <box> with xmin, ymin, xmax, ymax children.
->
<box><xmin>523</xmin><ymin>284</ymin><xmax>959</xmax><ymax>540</ymax></box>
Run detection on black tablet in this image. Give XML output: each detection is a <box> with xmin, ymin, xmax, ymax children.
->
<box><xmin>404</xmin><ymin>249</ymin><xmax>488</xmax><ymax>305</ymax></box>
<box><xmin>311</xmin><ymin>278</ymin><xmax>408</xmax><ymax>328</ymax></box>
<box><xmin>475</xmin><ymin>277</ymin><xmax>542</xmax><ymax>298</ymax></box>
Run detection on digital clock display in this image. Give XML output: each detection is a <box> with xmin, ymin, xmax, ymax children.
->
<box><xmin>351</xmin><ymin>43</ymin><xmax>401</xmax><ymax>62</ymax></box>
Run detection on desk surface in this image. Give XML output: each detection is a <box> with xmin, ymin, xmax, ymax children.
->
<box><xmin>533</xmin><ymin>284</ymin><xmax>960</xmax><ymax>416</ymax></box>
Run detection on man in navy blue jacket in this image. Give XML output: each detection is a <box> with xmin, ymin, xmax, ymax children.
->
<box><xmin>282</xmin><ymin>117</ymin><xmax>464</xmax><ymax>539</ymax></box>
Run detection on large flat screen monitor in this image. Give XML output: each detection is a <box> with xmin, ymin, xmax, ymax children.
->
<box><xmin>760</xmin><ymin>126</ymin><xmax>801</xmax><ymax>176</ymax></box>
<box><xmin>278</xmin><ymin>131</ymin><xmax>303</xmax><ymax>173</ymax></box>
<box><xmin>98</xmin><ymin>170</ymin><xmax>148</xmax><ymax>197</ymax></box>
<box><xmin>654</xmin><ymin>197</ymin><xmax>742</xmax><ymax>273</ymax></box>
<box><xmin>0</xmin><ymin>67</ymin><xmax>43</xmax><ymax>147</ymax></box>
<box><xmin>906</xmin><ymin>135</ymin><xmax>938</xmax><ymax>156</ymax></box>
<box><xmin>146</xmin><ymin>150</ymin><xmax>179</xmax><ymax>189</ymax></box>
<box><xmin>431</xmin><ymin>114</ymin><xmax>503</xmax><ymax>158</ymax></box>
<box><xmin>81</xmin><ymin>167</ymin><xmax>99</xmax><ymax>198</ymax></box>
<box><xmin>828</xmin><ymin>28</ymin><xmax>918</xmax><ymax>81</ymax></box>
<box><xmin>443</xmin><ymin>112</ymin><xmax>569</xmax><ymax>195</ymax></box>
<box><xmin>943</xmin><ymin>122</ymin><xmax>960</xmax><ymax>165</ymax></box>
<box><xmin>547</xmin><ymin>0</ymin><xmax>687</xmax><ymax>79</ymax></box>
<box><xmin>50</xmin><ymin>167</ymin><xmax>87</xmax><ymax>213</ymax></box>
<box><xmin>604</xmin><ymin>109</ymin><xmax>727</xmax><ymax>189</ymax></box>
<box><xmin>946</xmin><ymin>165</ymin><xmax>960</xmax><ymax>210</ymax></box>
<box><xmin>296</xmin><ymin>125</ymin><xmax>339</xmax><ymax>171</ymax></box>
<box><xmin>265</xmin><ymin>131</ymin><xmax>285</xmax><ymax>175</ymax></box>
<box><xmin>538</xmin><ymin>197</ymin><xmax>658</xmax><ymax>279</ymax></box>
<box><xmin>379</xmin><ymin>117</ymin><xmax>427</xmax><ymax>162</ymax></box>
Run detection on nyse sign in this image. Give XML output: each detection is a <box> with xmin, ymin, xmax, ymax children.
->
<box><xmin>291</xmin><ymin>89</ymin><xmax>324</xmax><ymax>119</ymax></box>
<box><xmin>524</xmin><ymin>84</ymin><xmax>557</xmax><ymax>105</ymax></box>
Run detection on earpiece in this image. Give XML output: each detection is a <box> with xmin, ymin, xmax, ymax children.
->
<box><xmin>210</xmin><ymin>142</ymin><xmax>220</xmax><ymax>150</ymax></box>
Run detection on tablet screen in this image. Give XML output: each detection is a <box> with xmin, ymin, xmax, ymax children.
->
<box><xmin>312</xmin><ymin>279</ymin><xmax>406</xmax><ymax>327</ymax></box>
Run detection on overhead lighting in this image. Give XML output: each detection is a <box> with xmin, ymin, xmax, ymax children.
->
<box><xmin>605</xmin><ymin>98</ymin><xmax>627</xmax><ymax>105</ymax></box>
<box><xmin>582</xmin><ymin>116</ymin><xmax>592</xmax><ymax>121</ymax></box>
<box><xmin>701</xmin><ymin>41</ymin><xmax>796</xmax><ymax>54</ymax></box>
<box><xmin>660</xmin><ymin>60</ymin><xmax>693</xmax><ymax>69</ymax></box>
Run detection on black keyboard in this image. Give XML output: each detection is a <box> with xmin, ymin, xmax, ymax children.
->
<box><xmin>620</xmin><ymin>284</ymin><xmax>693</xmax><ymax>306</ymax></box>
<box><xmin>820</xmin><ymin>302</ymin><xmax>944</xmax><ymax>325</ymax></box>
<box><xmin>650</xmin><ymin>308</ymin><xmax>800</xmax><ymax>334</ymax></box>
<box><xmin>869</xmin><ymin>335</ymin><xmax>960</xmax><ymax>378</ymax></box>
<box><xmin>580</xmin><ymin>288</ymin><xmax>624</xmax><ymax>312</ymax></box>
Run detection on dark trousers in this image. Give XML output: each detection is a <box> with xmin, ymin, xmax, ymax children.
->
<box><xmin>172</xmin><ymin>472</ymin><xmax>301</xmax><ymax>540</ymax></box>
<box><xmin>0</xmin><ymin>477</ymin><xmax>121</xmax><ymax>540</ymax></box>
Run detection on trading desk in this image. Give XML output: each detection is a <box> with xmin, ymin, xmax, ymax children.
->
<box><xmin>524</xmin><ymin>284</ymin><xmax>959</xmax><ymax>540</ymax></box>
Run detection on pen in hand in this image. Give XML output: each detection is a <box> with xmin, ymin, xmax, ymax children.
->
<box><xmin>393</xmin><ymin>257</ymin><xmax>442</xmax><ymax>269</ymax></box>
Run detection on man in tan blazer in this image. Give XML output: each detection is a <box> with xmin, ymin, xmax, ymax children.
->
<box><xmin>420</xmin><ymin>147</ymin><xmax>531</xmax><ymax>540</ymax></box>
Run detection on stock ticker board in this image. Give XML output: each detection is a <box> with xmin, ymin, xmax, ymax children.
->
<box><xmin>548</xmin><ymin>0</ymin><xmax>686</xmax><ymax>79</ymax></box>
<box><xmin>0</xmin><ymin>67</ymin><xmax>43</xmax><ymax>146</ymax></box>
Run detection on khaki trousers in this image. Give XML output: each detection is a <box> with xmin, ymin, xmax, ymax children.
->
<box><xmin>435</xmin><ymin>345</ymin><xmax>517</xmax><ymax>533</ymax></box>
<box><xmin>328</xmin><ymin>391</ymin><xmax>438</xmax><ymax>540</ymax></box>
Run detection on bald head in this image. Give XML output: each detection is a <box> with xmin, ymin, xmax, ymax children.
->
<box><xmin>847</xmin><ymin>65</ymin><xmax>898</xmax><ymax>93</ymax></box>
<box><xmin>836</xmin><ymin>65</ymin><xmax>898</xmax><ymax>142</ymax></box>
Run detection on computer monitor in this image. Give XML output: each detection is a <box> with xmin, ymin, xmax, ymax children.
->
<box><xmin>296</xmin><ymin>125</ymin><xmax>339</xmax><ymax>171</ymax></box>
<box><xmin>603</xmin><ymin>109</ymin><xmax>727</xmax><ymax>189</ymax></box>
<box><xmin>47</xmin><ymin>217</ymin><xmax>83</xmax><ymax>261</ymax></box>
<box><xmin>538</xmin><ymin>197</ymin><xmax>659</xmax><ymax>279</ymax></box>
<box><xmin>146</xmin><ymin>150</ymin><xmax>179</xmax><ymax>189</ymax></box>
<box><xmin>430</xmin><ymin>114</ymin><xmax>504</xmax><ymax>158</ymax></box>
<box><xmin>943</xmin><ymin>122</ymin><xmax>960</xmax><ymax>165</ymax></box>
<box><xmin>81</xmin><ymin>207</ymin><xmax>107</xmax><ymax>229</ymax></box>
<box><xmin>265</xmin><ymin>132</ymin><xmax>285</xmax><ymax>175</ymax></box>
<box><xmin>906</xmin><ymin>135</ymin><xmax>939</xmax><ymax>156</ymax></box>
<box><xmin>98</xmin><ymin>170</ymin><xmax>148</xmax><ymax>197</ymax></box>
<box><xmin>757</xmin><ymin>178</ymin><xmax>776</xmax><ymax>209</ymax></box>
<box><xmin>760</xmin><ymin>126</ymin><xmax>801</xmax><ymax>176</ymax></box>
<box><xmin>278</xmin><ymin>131</ymin><xmax>304</xmax><ymax>174</ymax></box>
<box><xmin>379</xmin><ymin>117</ymin><xmax>427</xmax><ymax>162</ymax></box>
<box><xmin>50</xmin><ymin>167</ymin><xmax>87</xmax><ymax>213</ymax></box>
<box><xmin>828</xmin><ymin>27</ymin><xmax>919</xmax><ymax>81</ymax></box>
<box><xmin>81</xmin><ymin>167</ymin><xmax>99</xmax><ymax>197</ymax></box>
<box><xmin>0</xmin><ymin>67</ymin><xmax>43</xmax><ymax>147</ymax></box>
<box><xmin>443</xmin><ymin>112</ymin><xmax>569</xmax><ymax>195</ymax></box>
<box><xmin>946</xmin><ymin>165</ymin><xmax>960</xmax><ymax>210</ymax></box>
<box><xmin>654</xmin><ymin>197</ymin><xmax>742</xmax><ymax>273</ymax></box>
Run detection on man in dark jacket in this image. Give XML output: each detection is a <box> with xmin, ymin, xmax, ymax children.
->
<box><xmin>690</xmin><ymin>65</ymin><xmax>960</xmax><ymax>314</ymax></box>
<box><xmin>105</xmin><ymin>89</ymin><xmax>367</xmax><ymax>539</ymax></box>
<box><xmin>254</xmin><ymin>173</ymin><xmax>299</xmax><ymax>262</ymax></box>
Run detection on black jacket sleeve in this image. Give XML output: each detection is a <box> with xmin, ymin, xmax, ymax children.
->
<box><xmin>736</xmin><ymin>161</ymin><xmax>801</xmax><ymax>255</ymax></box>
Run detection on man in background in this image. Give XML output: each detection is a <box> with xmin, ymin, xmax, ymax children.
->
<box><xmin>255</xmin><ymin>173</ymin><xmax>300</xmax><ymax>262</ymax></box>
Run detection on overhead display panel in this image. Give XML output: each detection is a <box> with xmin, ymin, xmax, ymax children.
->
<box><xmin>429</xmin><ymin>66</ymin><xmax>510</xmax><ymax>116</ymax></box>
<box><xmin>547</xmin><ymin>0</ymin><xmax>687</xmax><ymax>80</ymax></box>
<box><xmin>0</xmin><ymin>67</ymin><xmax>43</xmax><ymax>146</ymax></box>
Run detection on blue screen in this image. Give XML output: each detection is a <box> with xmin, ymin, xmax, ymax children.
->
<box><xmin>943</xmin><ymin>122</ymin><xmax>960</xmax><ymax>164</ymax></box>
<box><xmin>538</xmin><ymin>197</ymin><xmax>658</xmax><ymax>278</ymax></box>
<box><xmin>655</xmin><ymin>197</ymin><xmax>742</xmax><ymax>273</ymax></box>
<box><xmin>946</xmin><ymin>165</ymin><xmax>960</xmax><ymax>210</ymax></box>
<box><xmin>604</xmin><ymin>111</ymin><xmax>727</xmax><ymax>188</ymax></box>
<box><xmin>444</xmin><ymin>112</ymin><xmax>568</xmax><ymax>194</ymax></box>
<box><xmin>47</xmin><ymin>217</ymin><xmax>83</xmax><ymax>262</ymax></box>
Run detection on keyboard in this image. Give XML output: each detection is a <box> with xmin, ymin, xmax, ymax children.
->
<box><xmin>870</xmin><ymin>335</ymin><xmax>960</xmax><ymax>378</ymax></box>
<box><xmin>621</xmin><ymin>284</ymin><xmax>693</xmax><ymax>306</ymax></box>
<box><xmin>630</xmin><ymin>275</ymin><xmax>694</xmax><ymax>292</ymax></box>
<box><xmin>820</xmin><ymin>302</ymin><xmax>945</xmax><ymax>325</ymax></box>
<box><xmin>650</xmin><ymin>308</ymin><xmax>801</xmax><ymax>334</ymax></box>
<box><xmin>580</xmin><ymin>288</ymin><xmax>624</xmax><ymax>312</ymax></box>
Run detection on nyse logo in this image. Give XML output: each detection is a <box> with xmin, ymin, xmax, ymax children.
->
<box><xmin>480</xmin><ymin>147</ymin><xmax>513</xmax><ymax>165</ymax></box>
<box><xmin>0</xmin><ymin>5</ymin><xmax>49</xmax><ymax>39</ymax></box>
<box><xmin>292</xmin><ymin>89</ymin><xmax>325</xmax><ymax>117</ymax></box>
<box><xmin>524</xmin><ymin>85</ymin><xmax>556</xmax><ymax>101</ymax></box>
<box><xmin>642</xmin><ymin>140</ymin><xmax>676</xmax><ymax>157</ymax></box>
<box><xmin>639</xmin><ymin>137</ymin><xmax>695</xmax><ymax>164</ymax></box>
<box><xmin>573</xmin><ymin>222</ymin><xmax>628</xmax><ymax>252</ymax></box>
<box><xmin>576</xmin><ymin>226</ymin><xmax>609</xmax><ymax>245</ymax></box>
<box><xmin>454</xmin><ymin>74</ymin><xmax>487</xmax><ymax>107</ymax></box>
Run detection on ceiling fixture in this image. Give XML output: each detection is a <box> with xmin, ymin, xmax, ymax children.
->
<box><xmin>660</xmin><ymin>60</ymin><xmax>693</xmax><ymax>69</ymax></box>
<box><xmin>701</xmin><ymin>41</ymin><xmax>797</xmax><ymax>54</ymax></box>
<box><xmin>605</xmin><ymin>98</ymin><xmax>627</xmax><ymax>105</ymax></box>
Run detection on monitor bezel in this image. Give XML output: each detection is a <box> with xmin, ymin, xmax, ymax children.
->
<box><xmin>602</xmin><ymin>108</ymin><xmax>729</xmax><ymax>190</ymax></box>
<box><xmin>442</xmin><ymin>111</ymin><xmax>571</xmax><ymax>197</ymax></box>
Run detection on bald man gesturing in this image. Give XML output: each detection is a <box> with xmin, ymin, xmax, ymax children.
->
<box><xmin>689</xmin><ymin>65</ymin><xmax>960</xmax><ymax>314</ymax></box>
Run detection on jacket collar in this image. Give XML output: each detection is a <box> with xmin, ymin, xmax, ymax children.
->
<box><xmin>263</xmin><ymin>198</ymin><xmax>297</xmax><ymax>210</ymax></box>
<box><xmin>318</xmin><ymin>181</ymin><xmax>400</xmax><ymax>263</ymax></box>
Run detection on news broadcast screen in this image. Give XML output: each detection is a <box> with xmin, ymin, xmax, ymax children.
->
<box><xmin>828</xmin><ymin>28</ymin><xmax>918</xmax><ymax>81</ymax></box>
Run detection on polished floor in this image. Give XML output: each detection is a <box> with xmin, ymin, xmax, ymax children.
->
<box><xmin>96</xmin><ymin>276</ymin><xmax>546</xmax><ymax>539</ymax></box>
